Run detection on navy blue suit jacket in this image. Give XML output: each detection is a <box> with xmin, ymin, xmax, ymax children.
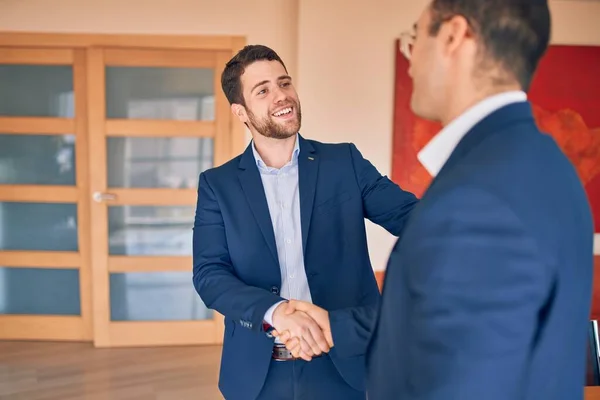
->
<box><xmin>367</xmin><ymin>102</ymin><xmax>594</xmax><ymax>399</ymax></box>
<box><xmin>193</xmin><ymin>135</ymin><xmax>418</xmax><ymax>400</ymax></box>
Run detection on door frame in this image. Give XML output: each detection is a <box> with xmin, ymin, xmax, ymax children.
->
<box><xmin>0</xmin><ymin>32</ymin><xmax>247</xmax><ymax>346</ymax></box>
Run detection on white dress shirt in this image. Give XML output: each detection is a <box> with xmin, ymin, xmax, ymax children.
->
<box><xmin>251</xmin><ymin>134</ymin><xmax>313</xmax><ymax>335</ymax></box>
<box><xmin>418</xmin><ymin>91</ymin><xmax>528</xmax><ymax>177</ymax></box>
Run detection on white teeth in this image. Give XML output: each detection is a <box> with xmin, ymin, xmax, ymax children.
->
<box><xmin>274</xmin><ymin>107</ymin><xmax>292</xmax><ymax>117</ymax></box>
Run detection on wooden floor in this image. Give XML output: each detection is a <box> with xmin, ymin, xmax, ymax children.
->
<box><xmin>0</xmin><ymin>341</ymin><xmax>224</xmax><ymax>400</ymax></box>
<box><xmin>4</xmin><ymin>340</ymin><xmax>600</xmax><ymax>400</ymax></box>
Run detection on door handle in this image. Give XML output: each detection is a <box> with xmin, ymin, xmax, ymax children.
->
<box><xmin>93</xmin><ymin>192</ymin><xmax>117</xmax><ymax>202</ymax></box>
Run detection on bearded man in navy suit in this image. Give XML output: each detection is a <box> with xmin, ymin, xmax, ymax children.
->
<box><xmin>192</xmin><ymin>44</ymin><xmax>418</xmax><ymax>400</ymax></box>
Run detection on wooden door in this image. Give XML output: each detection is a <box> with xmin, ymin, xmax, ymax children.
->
<box><xmin>0</xmin><ymin>48</ymin><xmax>92</xmax><ymax>341</ymax></box>
<box><xmin>87</xmin><ymin>47</ymin><xmax>235</xmax><ymax>347</ymax></box>
<box><xmin>0</xmin><ymin>33</ymin><xmax>245</xmax><ymax>346</ymax></box>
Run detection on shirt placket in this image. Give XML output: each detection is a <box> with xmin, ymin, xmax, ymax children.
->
<box><xmin>278</xmin><ymin>167</ymin><xmax>295</xmax><ymax>300</ymax></box>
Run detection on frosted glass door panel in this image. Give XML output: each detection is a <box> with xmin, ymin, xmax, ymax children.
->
<box><xmin>0</xmin><ymin>134</ymin><xmax>76</xmax><ymax>185</ymax></box>
<box><xmin>108</xmin><ymin>206</ymin><xmax>194</xmax><ymax>256</ymax></box>
<box><xmin>0</xmin><ymin>267</ymin><xmax>80</xmax><ymax>315</ymax></box>
<box><xmin>105</xmin><ymin>67</ymin><xmax>215</xmax><ymax>120</ymax></box>
<box><xmin>0</xmin><ymin>202</ymin><xmax>78</xmax><ymax>251</ymax></box>
<box><xmin>106</xmin><ymin>137</ymin><xmax>213</xmax><ymax>189</ymax></box>
<box><xmin>0</xmin><ymin>65</ymin><xmax>74</xmax><ymax>117</ymax></box>
<box><xmin>109</xmin><ymin>272</ymin><xmax>212</xmax><ymax>321</ymax></box>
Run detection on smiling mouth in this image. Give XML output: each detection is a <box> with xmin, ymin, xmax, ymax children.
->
<box><xmin>272</xmin><ymin>107</ymin><xmax>293</xmax><ymax>117</ymax></box>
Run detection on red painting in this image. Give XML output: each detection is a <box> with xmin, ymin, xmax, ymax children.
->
<box><xmin>390</xmin><ymin>42</ymin><xmax>600</xmax><ymax>317</ymax></box>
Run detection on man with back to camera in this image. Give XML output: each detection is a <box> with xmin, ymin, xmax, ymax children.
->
<box><xmin>366</xmin><ymin>1</ymin><xmax>595</xmax><ymax>399</ymax></box>
<box><xmin>192</xmin><ymin>44</ymin><xmax>418</xmax><ymax>400</ymax></box>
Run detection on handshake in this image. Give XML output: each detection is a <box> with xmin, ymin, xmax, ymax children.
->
<box><xmin>271</xmin><ymin>300</ymin><xmax>335</xmax><ymax>362</ymax></box>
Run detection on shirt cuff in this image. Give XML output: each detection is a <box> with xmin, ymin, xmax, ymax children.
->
<box><xmin>264</xmin><ymin>300</ymin><xmax>286</xmax><ymax>326</ymax></box>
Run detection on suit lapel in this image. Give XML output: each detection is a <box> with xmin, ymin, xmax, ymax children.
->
<box><xmin>238</xmin><ymin>144</ymin><xmax>279</xmax><ymax>266</ymax></box>
<box><xmin>297</xmin><ymin>136</ymin><xmax>319</xmax><ymax>256</ymax></box>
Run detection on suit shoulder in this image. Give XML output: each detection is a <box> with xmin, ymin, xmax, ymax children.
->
<box><xmin>201</xmin><ymin>153</ymin><xmax>243</xmax><ymax>181</ymax></box>
<box><xmin>436</xmin><ymin>127</ymin><xmax>592</xmax><ymax>258</ymax></box>
<box><xmin>480</xmin><ymin>127</ymin><xmax>578</xmax><ymax>183</ymax></box>
<box><xmin>304</xmin><ymin>138</ymin><xmax>359</xmax><ymax>156</ymax></box>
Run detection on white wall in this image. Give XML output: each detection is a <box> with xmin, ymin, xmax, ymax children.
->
<box><xmin>0</xmin><ymin>0</ymin><xmax>299</xmax><ymax>79</ymax></box>
<box><xmin>297</xmin><ymin>0</ymin><xmax>428</xmax><ymax>271</ymax></box>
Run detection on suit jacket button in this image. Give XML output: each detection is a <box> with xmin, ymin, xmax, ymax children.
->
<box><xmin>271</xmin><ymin>286</ymin><xmax>279</xmax><ymax>295</ymax></box>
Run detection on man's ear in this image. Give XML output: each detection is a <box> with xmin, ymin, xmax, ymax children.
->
<box><xmin>231</xmin><ymin>104</ymin><xmax>248</xmax><ymax>123</ymax></box>
<box><xmin>441</xmin><ymin>14</ymin><xmax>470</xmax><ymax>57</ymax></box>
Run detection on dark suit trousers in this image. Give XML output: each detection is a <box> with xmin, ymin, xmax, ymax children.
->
<box><xmin>255</xmin><ymin>355</ymin><xmax>365</xmax><ymax>400</ymax></box>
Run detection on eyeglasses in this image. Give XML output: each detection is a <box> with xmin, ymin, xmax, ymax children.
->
<box><xmin>399</xmin><ymin>30</ymin><xmax>415</xmax><ymax>60</ymax></box>
<box><xmin>399</xmin><ymin>15</ymin><xmax>475</xmax><ymax>61</ymax></box>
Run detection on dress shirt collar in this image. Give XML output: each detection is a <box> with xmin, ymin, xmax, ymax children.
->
<box><xmin>417</xmin><ymin>91</ymin><xmax>528</xmax><ymax>177</ymax></box>
<box><xmin>252</xmin><ymin>133</ymin><xmax>300</xmax><ymax>172</ymax></box>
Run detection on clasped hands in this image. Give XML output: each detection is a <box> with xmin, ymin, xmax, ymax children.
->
<box><xmin>271</xmin><ymin>300</ymin><xmax>334</xmax><ymax>361</ymax></box>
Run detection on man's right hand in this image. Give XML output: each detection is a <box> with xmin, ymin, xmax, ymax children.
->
<box><xmin>272</xmin><ymin>302</ymin><xmax>331</xmax><ymax>361</ymax></box>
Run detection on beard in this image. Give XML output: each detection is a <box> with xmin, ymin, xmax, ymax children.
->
<box><xmin>246</xmin><ymin>99</ymin><xmax>302</xmax><ymax>139</ymax></box>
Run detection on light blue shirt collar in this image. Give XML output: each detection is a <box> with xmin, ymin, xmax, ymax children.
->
<box><xmin>251</xmin><ymin>133</ymin><xmax>300</xmax><ymax>171</ymax></box>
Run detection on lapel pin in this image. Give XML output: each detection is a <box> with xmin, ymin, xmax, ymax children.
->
<box><xmin>308</xmin><ymin>157</ymin><xmax>315</xmax><ymax>161</ymax></box>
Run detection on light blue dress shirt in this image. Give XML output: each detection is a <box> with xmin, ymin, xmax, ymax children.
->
<box><xmin>251</xmin><ymin>134</ymin><xmax>313</xmax><ymax>330</ymax></box>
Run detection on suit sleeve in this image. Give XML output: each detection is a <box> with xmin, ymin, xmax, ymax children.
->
<box><xmin>396</xmin><ymin>186</ymin><xmax>552</xmax><ymax>399</ymax></box>
<box><xmin>192</xmin><ymin>172</ymin><xmax>283</xmax><ymax>332</ymax></box>
<box><xmin>326</xmin><ymin>144</ymin><xmax>418</xmax><ymax>358</ymax></box>
<box><xmin>328</xmin><ymin>303</ymin><xmax>378</xmax><ymax>358</ymax></box>
<box><xmin>348</xmin><ymin>143</ymin><xmax>419</xmax><ymax>236</ymax></box>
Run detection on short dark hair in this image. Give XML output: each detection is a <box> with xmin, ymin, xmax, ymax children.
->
<box><xmin>221</xmin><ymin>45</ymin><xmax>288</xmax><ymax>106</ymax></box>
<box><xmin>428</xmin><ymin>0</ymin><xmax>551</xmax><ymax>91</ymax></box>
